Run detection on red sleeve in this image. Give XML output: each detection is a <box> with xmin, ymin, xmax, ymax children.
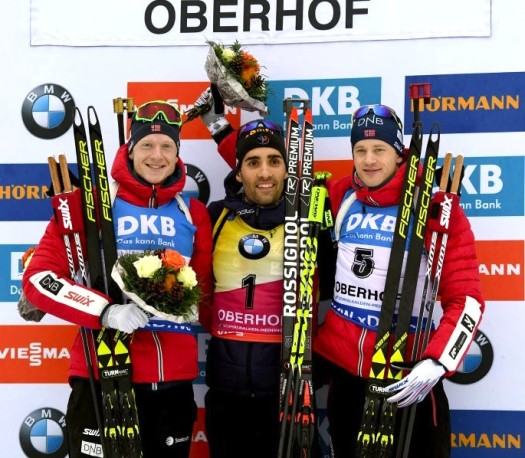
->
<box><xmin>22</xmin><ymin>205</ymin><xmax>111</xmax><ymax>329</ymax></box>
<box><xmin>217</xmin><ymin>129</ymin><xmax>238</xmax><ymax>170</ymax></box>
<box><xmin>422</xmin><ymin>204</ymin><xmax>484</xmax><ymax>373</ymax></box>
<box><xmin>188</xmin><ymin>198</ymin><xmax>214</xmax><ymax>332</ymax></box>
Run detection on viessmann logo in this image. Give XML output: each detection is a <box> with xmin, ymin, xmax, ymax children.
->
<box><xmin>405</xmin><ymin>72</ymin><xmax>525</xmax><ymax>134</ymax></box>
<box><xmin>0</xmin><ymin>325</ymin><xmax>76</xmax><ymax>383</ymax></box>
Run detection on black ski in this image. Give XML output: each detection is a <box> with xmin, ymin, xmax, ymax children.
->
<box><xmin>74</xmin><ymin>106</ymin><xmax>142</xmax><ymax>457</ymax></box>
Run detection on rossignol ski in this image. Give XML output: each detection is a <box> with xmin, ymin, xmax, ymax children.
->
<box><xmin>395</xmin><ymin>152</ymin><xmax>464</xmax><ymax>458</ymax></box>
<box><xmin>279</xmin><ymin>101</ymin><xmax>330</xmax><ymax>458</ymax></box>
<box><xmin>74</xmin><ymin>106</ymin><xmax>142</xmax><ymax>457</ymax></box>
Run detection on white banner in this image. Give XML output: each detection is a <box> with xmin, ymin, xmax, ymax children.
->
<box><xmin>30</xmin><ymin>0</ymin><xmax>491</xmax><ymax>47</ymax></box>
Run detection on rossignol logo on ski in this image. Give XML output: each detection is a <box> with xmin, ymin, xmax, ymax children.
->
<box><xmin>39</xmin><ymin>274</ymin><xmax>64</xmax><ymax>296</ymax></box>
<box><xmin>283</xmin><ymin>218</ymin><xmax>299</xmax><ymax>318</ymax></box>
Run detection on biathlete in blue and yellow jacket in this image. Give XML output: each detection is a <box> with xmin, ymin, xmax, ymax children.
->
<box><xmin>198</xmin><ymin>112</ymin><xmax>290</xmax><ymax>458</ymax></box>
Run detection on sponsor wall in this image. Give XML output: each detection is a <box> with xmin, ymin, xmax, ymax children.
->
<box><xmin>1</xmin><ymin>0</ymin><xmax>524</xmax><ymax>456</ymax></box>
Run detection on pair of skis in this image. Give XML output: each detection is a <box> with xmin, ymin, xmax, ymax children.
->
<box><xmin>278</xmin><ymin>100</ymin><xmax>332</xmax><ymax>458</ymax></box>
<box><xmin>50</xmin><ymin>106</ymin><xmax>142</xmax><ymax>457</ymax></box>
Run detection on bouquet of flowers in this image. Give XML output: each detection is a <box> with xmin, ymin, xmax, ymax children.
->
<box><xmin>111</xmin><ymin>249</ymin><xmax>200</xmax><ymax>323</ymax></box>
<box><xmin>204</xmin><ymin>40</ymin><xmax>268</xmax><ymax>115</ymax></box>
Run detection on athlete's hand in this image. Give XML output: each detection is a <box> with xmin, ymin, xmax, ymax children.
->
<box><xmin>194</xmin><ymin>85</ymin><xmax>229</xmax><ymax>136</ymax></box>
<box><xmin>101</xmin><ymin>303</ymin><xmax>149</xmax><ymax>334</ymax></box>
<box><xmin>384</xmin><ymin>359</ymin><xmax>445</xmax><ymax>408</ymax></box>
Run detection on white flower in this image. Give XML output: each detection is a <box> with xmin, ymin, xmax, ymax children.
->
<box><xmin>176</xmin><ymin>266</ymin><xmax>198</xmax><ymax>288</ymax></box>
<box><xmin>133</xmin><ymin>255</ymin><xmax>162</xmax><ymax>278</ymax></box>
<box><xmin>221</xmin><ymin>48</ymin><xmax>236</xmax><ymax>62</ymax></box>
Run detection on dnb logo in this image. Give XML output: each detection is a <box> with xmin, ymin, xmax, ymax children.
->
<box><xmin>22</xmin><ymin>84</ymin><xmax>75</xmax><ymax>139</ymax></box>
<box><xmin>184</xmin><ymin>163</ymin><xmax>210</xmax><ymax>204</ymax></box>
<box><xmin>239</xmin><ymin>234</ymin><xmax>271</xmax><ymax>260</ymax></box>
<box><xmin>19</xmin><ymin>407</ymin><xmax>68</xmax><ymax>457</ymax></box>
<box><xmin>449</xmin><ymin>329</ymin><xmax>493</xmax><ymax>385</ymax></box>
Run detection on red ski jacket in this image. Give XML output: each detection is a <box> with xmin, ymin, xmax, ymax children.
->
<box><xmin>22</xmin><ymin>144</ymin><xmax>213</xmax><ymax>383</ymax></box>
<box><xmin>314</xmin><ymin>162</ymin><xmax>485</xmax><ymax>377</ymax></box>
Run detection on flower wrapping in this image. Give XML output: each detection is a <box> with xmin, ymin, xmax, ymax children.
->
<box><xmin>204</xmin><ymin>40</ymin><xmax>268</xmax><ymax>116</ymax></box>
<box><xmin>111</xmin><ymin>249</ymin><xmax>200</xmax><ymax>324</ymax></box>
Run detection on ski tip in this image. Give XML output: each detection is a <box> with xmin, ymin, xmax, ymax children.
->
<box><xmin>74</xmin><ymin>107</ymin><xmax>84</xmax><ymax>127</ymax></box>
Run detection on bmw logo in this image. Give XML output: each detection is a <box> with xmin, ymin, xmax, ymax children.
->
<box><xmin>449</xmin><ymin>329</ymin><xmax>493</xmax><ymax>385</ymax></box>
<box><xmin>22</xmin><ymin>84</ymin><xmax>75</xmax><ymax>139</ymax></box>
<box><xmin>184</xmin><ymin>163</ymin><xmax>210</xmax><ymax>204</ymax></box>
<box><xmin>239</xmin><ymin>234</ymin><xmax>270</xmax><ymax>260</ymax></box>
<box><xmin>19</xmin><ymin>407</ymin><xmax>68</xmax><ymax>457</ymax></box>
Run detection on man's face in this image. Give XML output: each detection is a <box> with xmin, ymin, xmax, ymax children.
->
<box><xmin>129</xmin><ymin>133</ymin><xmax>178</xmax><ymax>185</ymax></box>
<box><xmin>236</xmin><ymin>147</ymin><xmax>287</xmax><ymax>206</ymax></box>
<box><xmin>352</xmin><ymin>139</ymin><xmax>403</xmax><ymax>188</ymax></box>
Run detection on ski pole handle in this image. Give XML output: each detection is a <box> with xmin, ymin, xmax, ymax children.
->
<box><xmin>409</xmin><ymin>82</ymin><xmax>431</xmax><ymax>127</ymax></box>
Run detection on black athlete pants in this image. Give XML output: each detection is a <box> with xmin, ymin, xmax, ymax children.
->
<box><xmin>66</xmin><ymin>377</ymin><xmax>197</xmax><ymax>458</ymax></box>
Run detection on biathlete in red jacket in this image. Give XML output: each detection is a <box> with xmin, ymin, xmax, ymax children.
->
<box><xmin>313</xmin><ymin>104</ymin><xmax>484</xmax><ymax>457</ymax></box>
<box><xmin>22</xmin><ymin>101</ymin><xmax>213</xmax><ymax>458</ymax></box>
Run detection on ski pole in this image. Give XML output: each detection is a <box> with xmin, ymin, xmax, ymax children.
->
<box><xmin>113</xmin><ymin>97</ymin><xmax>135</xmax><ymax>146</ymax></box>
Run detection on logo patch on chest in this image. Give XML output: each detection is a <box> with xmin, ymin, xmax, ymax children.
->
<box><xmin>238</xmin><ymin>234</ymin><xmax>271</xmax><ymax>259</ymax></box>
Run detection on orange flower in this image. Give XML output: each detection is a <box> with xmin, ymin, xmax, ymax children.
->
<box><xmin>161</xmin><ymin>249</ymin><xmax>186</xmax><ymax>270</ymax></box>
<box><xmin>241</xmin><ymin>67</ymin><xmax>259</xmax><ymax>86</ymax></box>
<box><xmin>241</xmin><ymin>51</ymin><xmax>260</xmax><ymax>71</ymax></box>
<box><xmin>164</xmin><ymin>272</ymin><xmax>177</xmax><ymax>291</ymax></box>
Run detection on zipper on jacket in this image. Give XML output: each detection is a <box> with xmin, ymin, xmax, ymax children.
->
<box><xmin>149</xmin><ymin>185</ymin><xmax>158</xmax><ymax>209</ymax></box>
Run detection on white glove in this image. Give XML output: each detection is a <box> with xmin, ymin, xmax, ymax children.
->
<box><xmin>101</xmin><ymin>303</ymin><xmax>149</xmax><ymax>334</ymax></box>
<box><xmin>384</xmin><ymin>359</ymin><xmax>445</xmax><ymax>408</ymax></box>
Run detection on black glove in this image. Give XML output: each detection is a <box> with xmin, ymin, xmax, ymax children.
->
<box><xmin>196</xmin><ymin>85</ymin><xmax>230</xmax><ymax>136</ymax></box>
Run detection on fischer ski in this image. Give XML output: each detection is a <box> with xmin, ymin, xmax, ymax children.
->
<box><xmin>74</xmin><ymin>106</ymin><xmax>142</xmax><ymax>457</ymax></box>
<box><xmin>355</xmin><ymin>119</ymin><xmax>424</xmax><ymax>458</ymax></box>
